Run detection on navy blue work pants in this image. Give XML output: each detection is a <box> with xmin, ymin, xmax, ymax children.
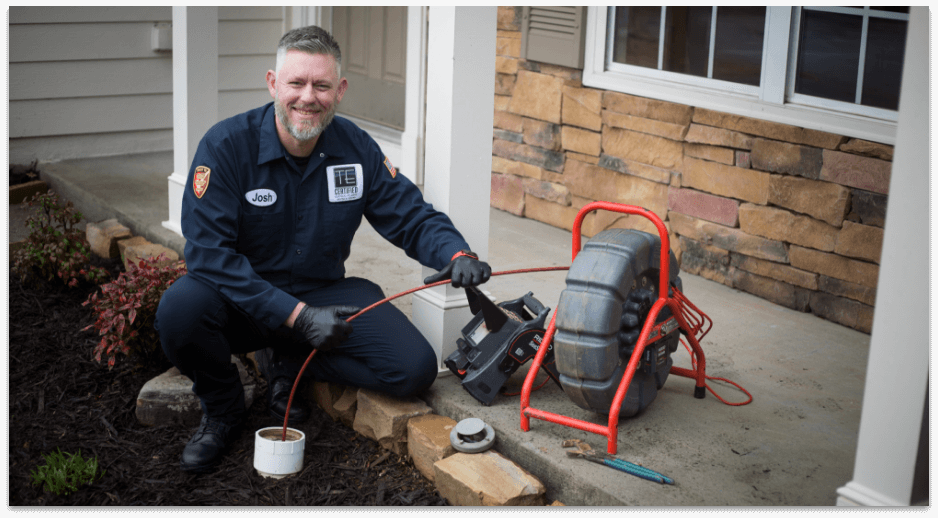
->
<box><xmin>154</xmin><ymin>275</ymin><xmax>438</xmax><ymax>423</ymax></box>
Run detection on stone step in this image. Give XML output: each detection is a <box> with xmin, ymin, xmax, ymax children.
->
<box><xmin>304</xmin><ymin>381</ymin><xmax>553</xmax><ymax>506</ymax></box>
<box><xmin>407</xmin><ymin>414</ymin><xmax>457</xmax><ymax>483</ymax></box>
<box><xmin>122</xmin><ymin>239</ymin><xmax>180</xmax><ymax>271</ymax></box>
<box><xmin>433</xmin><ymin>450</ymin><xmax>546</xmax><ymax>506</ymax></box>
<box><xmin>135</xmin><ymin>356</ymin><xmax>256</xmax><ymax>427</ymax></box>
<box><xmin>352</xmin><ymin>389</ymin><xmax>432</xmax><ymax>455</ymax></box>
<box><xmin>309</xmin><ymin>381</ymin><xmax>358</xmax><ymax>427</ymax></box>
<box><xmin>85</xmin><ymin>218</ymin><xmax>133</xmax><ymax>259</ymax></box>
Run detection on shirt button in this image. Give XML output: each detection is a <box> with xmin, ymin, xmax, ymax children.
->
<box><xmin>297</xmin><ymin>215</ymin><xmax>303</xmax><ymax>221</ymax></box>
<box><xmin>320</xmin><ymin>153</ymin><xmax>325</xmax><ymax>158</ymax></box>
<box><xmin>296</xmin><ymin>249</ymin><xmax>302</xmax><ymax>255</ymax></box>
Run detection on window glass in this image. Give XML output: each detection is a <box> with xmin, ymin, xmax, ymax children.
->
<box><xmin>662</xmin><ymin>7</ymin><xmax>712</xmax><ymax>78</ymax></box>
<box><xmin>612</xmin><ymin>7</ymin><xmax>660</xmax><ymax>69</ymax></box>
<box><xmin>861</xmin><ymin>17</ymin><xmax>907</xmax><ymax>110</ymax></box>
<box><xmin>712</xmin><ymin>7</ymin><xmax>765</xmax><ymax>86</ymax></box>
<box><xmin>795</xmin><ymin>10</ymin><xmax>863</xmax><ymax>104</ymax></box>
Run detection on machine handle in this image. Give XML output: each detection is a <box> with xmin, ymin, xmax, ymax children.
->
<box><xmin>522</xmin><ymin>291</ymin><xmax>549</xmax><ymax>318</ymax></box>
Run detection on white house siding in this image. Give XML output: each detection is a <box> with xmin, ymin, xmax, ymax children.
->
<box><xmin>9</xmin><ymin>6</ymin><xmax>287</xmax><ymax>164</ymax></box>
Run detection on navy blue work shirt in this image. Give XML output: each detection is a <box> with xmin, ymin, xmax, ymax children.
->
<box><xmin>181</xmin><ymin>102</ymin><xmax>470</xmax><ymax>329</ymax></box>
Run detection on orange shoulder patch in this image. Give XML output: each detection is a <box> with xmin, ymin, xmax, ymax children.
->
<box><xmin>193</xmin><ymin>166</ymin><xmax>211</xmax><ymax>198</ymax></box>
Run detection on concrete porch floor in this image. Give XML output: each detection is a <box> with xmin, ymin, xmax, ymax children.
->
<box><xmin>9</xmin><ymin>151</ymin><xmax>871</xmax><ymax>506</ymax></box>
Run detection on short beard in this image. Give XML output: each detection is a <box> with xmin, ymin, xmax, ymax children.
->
<box><xmin>274</xmin><ymin>96</ymin><xmax>337</xmax><ymax>142</ymax></box>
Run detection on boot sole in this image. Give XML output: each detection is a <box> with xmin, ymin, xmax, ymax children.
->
<box><xmin>268</xmin><ymin>407</ymin><xmax>310</xmax><ymax>424</ymax></box>
<box><xmin>180</xmin><ymin>459</ymin><xmax>221</xmax><ymax>473</ymax></box>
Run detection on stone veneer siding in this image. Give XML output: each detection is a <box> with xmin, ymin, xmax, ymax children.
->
<box><xmin>490</xmin><ymin>7</ymin><xmax>891</xmax><ymax>334</ymax></box>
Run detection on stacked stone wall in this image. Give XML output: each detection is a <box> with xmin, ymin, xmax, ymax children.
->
<box><xmin>490</xmin><ymin>7</ymin><xmax>890</xmax><ymax>333</ymax></box>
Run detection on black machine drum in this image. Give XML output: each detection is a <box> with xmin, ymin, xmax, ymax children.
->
<box><xmin>553</xmin><ymin>228</ymin><xmax>683</xmax><ymax>417</ymax></box>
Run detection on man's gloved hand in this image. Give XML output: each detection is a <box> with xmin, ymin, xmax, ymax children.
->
<box><xmin>423</xmin><ymin>250</ymin><xmax>492</xmax><ymax>288</ymax></box>
<box><xmin>293</xmin><ymin>305</ymin><xmax>361</xmax><ymax>351</ymax></box>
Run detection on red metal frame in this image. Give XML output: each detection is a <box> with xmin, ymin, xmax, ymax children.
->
<box><xmin>519</xmin><ymin>201</ymin><xmax>709</xmax><ymax>454</ymax></box>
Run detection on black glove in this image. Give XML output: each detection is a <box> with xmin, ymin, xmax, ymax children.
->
<box><xmin>423</xmin><ymin>251</ymin><xmax>492</xmax><ymax>289</ymax></box>
<box><xmin>293</xmin><ymin>305</ymin><xmax>361</xmax><ymax>352</ymax></box>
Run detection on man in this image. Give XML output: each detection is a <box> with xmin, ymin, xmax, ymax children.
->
<box><xmin>154</xmin><ymin>26</ymin><xmax>490</xmax><ymax>473</ymax></box>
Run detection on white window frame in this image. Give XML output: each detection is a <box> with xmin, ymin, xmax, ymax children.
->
<box><xmin>583</xmin><ymin>6</ymin><xmax>900</xmax><ymax>145</ymax></box>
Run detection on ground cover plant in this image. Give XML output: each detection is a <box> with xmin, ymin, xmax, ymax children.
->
<box><xmin>30</xmin><ymin>448</ymin><xmax>105</xmax><ymax>496</ymax></box>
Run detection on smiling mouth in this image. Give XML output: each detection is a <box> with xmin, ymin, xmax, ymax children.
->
<box><xmin>292</xmin><ymin>106</ymin><xmax>321</xmax><ymax>117</ymax></box>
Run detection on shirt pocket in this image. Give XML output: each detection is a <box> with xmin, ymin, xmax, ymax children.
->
<box><xmin>238</xmin><ymin>209</ymin><xmax>286</xmax><ymax>261</ymax></box>
<box><xmin>322</xmin><ymin>199</ymin><xmax>366</xmax><ymax>263</ymax></box>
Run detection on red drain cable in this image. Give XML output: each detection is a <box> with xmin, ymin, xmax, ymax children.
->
<box><xmin>280</xmin><ymin>266</ymin><xmax>570</xmax><ymax>440</ymax></box>
<box><xmin>279</xmin><ymin>266</ymin><xmax>752</xmax><ymax>440</ymax></box>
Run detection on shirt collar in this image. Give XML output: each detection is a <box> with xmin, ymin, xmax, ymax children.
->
<box><xmin>258</xmin><ymin>103</ymin><xmax>347</xmax><ymax>165</ymax></box>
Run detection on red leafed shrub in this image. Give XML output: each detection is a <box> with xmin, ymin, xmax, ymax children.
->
<box><xmin>83</xmin><ymin>254</ymin><xmax>187</xmax><ymax>368</ymax></box>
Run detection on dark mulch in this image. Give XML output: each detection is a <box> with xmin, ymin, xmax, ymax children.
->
<box><xmin>8</xmin><ymin>258</ymin><xmax>448</xmax><ymax>506</ymax></box>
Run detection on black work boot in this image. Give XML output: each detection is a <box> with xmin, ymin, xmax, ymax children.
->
<box><xmin>180</xmin><ymin>415</ymin><xmax>241</xmax><ymax>473</ymax></box>
<box><xmin>267</xmin><ymin>376</ymin><xmax>310</xmax><ymax>424</ymax></box>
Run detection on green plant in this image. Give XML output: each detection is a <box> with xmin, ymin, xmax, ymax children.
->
<box><xmin>30</xmin><ymin>449</ymin><xmax>105</xmax><ymax>496</ymax></box>
<box><xmin>83</xmin><ymin>254</ymin><xmax>187</xmax><ymax>368</ymax></box>
<box><xmin>12</xmin><ymin>190</ymin><xmax>109</xmax><ymax>288</ymax></box>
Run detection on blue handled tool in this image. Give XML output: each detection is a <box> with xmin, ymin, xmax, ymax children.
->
<box><xmin>563</xmin><ymin>439</ymin><xmax>674</xmax><ymax>485</ymax></box>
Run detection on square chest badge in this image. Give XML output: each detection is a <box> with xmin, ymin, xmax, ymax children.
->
<box><xmin>326</xmin><ymin>164</ymin><xmax>364</xmax><ymax>203</ymax></box>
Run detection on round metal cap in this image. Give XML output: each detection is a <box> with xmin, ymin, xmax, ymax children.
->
<box><xmin>450</xmin><ymin>418</ymin><xmax>496</xmax><ymax>453</ymax></box>
<box><xmin>455</xmin><ymin>418</ymin><xmax>485</xmax><ymax>437</ymax></box>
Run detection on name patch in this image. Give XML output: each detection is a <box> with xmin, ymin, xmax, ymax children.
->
<box><xmin>326</xmin><ymin>164</ymin><xmax>364</xmax><ymax>203</ymax></box>
<box><xmin>246</xmin><ymin>189</ymin><xmax>277</xmax><ymax>207</ymax></box>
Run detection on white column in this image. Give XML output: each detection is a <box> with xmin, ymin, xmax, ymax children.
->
<box><xmin>835</xmin><ymin>6</ymin><xmax>929</xmax><ymax>507</ymax></box>
<box><xmin>412</xmin><ymin>6</ymin><xmax>496</xmax><ymax>374</ymax></box>
<box><xmin>400</xmin><ymin>6</ymin><xmax>428</xmax><ymax>185</ymax></box>
<box><xmin>163</xmin><ymin>7</ymin><xmax>219</xmax><ymax>236</ymax></box>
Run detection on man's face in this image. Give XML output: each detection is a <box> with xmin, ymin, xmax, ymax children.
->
<box><xmin>267</xmin><ymin>50</ymin><xmax>348</xmax><ymax>143</ymax></box>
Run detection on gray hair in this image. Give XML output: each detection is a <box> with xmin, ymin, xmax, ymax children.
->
<box><xmin>275</xmin><ymin>25</ymin><xmax>342</xmax><ymax>76</ymax></box>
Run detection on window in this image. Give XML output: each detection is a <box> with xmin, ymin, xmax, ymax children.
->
<box><xmin>791</xmin><ymin>6</ymin><xmax>908</xmax><ymax>111</ymax></box>
<box><xmin>583</xmin><ymin>7</ymin><xmax>910</xmax><ymax>144</ymax></box>
<box><xmin>610</xmin><ymin>7</ymin><xmax>766</xmax><ymax>88</ymax></box>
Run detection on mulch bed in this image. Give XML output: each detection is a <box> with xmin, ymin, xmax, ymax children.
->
<box><xmin>8</xmin><ymin>258</ymin><xmax>448</xmax><ymax>506</ymax></box>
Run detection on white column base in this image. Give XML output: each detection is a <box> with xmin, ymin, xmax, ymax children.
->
<box><xmin>161</xmin><ymin>172</ymin><xmax>187</xmax><ymax>237</ymax></box>
<box><xmin>837</xmin><ymin>481</ymin><xmax>909</xmax><ymax>506</ymax></box>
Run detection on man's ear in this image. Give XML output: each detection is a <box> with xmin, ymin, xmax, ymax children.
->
<box><xmin>266</xmin><ymin>70</ymin><xmax>277</xmax><ymax>99</ymax></box>
<box><xmin>336</xmin><ymin>77</ymin><xmax>349</xmax><ymax>103</ymax></box>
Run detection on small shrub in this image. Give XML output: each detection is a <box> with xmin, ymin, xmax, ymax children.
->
<box><xmin>83</xmin><ymin>254</ymin><xmax>187</xmax><ymax>368</ymax></box>
<box><xmin>30</xmin><ymin>449</ymin><xmax>104</xmax><ymax>496</ymax></box>
<box><xmin>12</xmin><ymin>190</ymin><xmax>108</xmax><ymax>288</ymax></box>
